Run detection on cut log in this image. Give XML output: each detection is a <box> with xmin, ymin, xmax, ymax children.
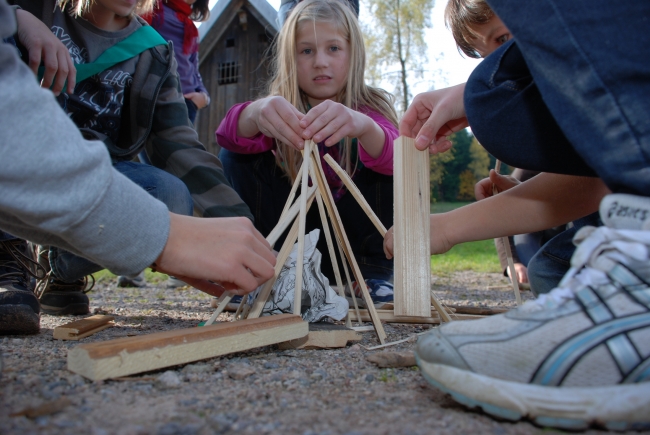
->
<box><xmin>68</xmin><ymin>314</ymin><xmax>307</xmax><ymax>381</ymax></box>
<box><xmin>277</xmin><ymin>323</ymin><xmax>361</xmax><ymax>349</ymax></box>
<box><xmin>53</xmin><ymin>315</ymin><xmax>115</xmax><ymax>340</ymax></box>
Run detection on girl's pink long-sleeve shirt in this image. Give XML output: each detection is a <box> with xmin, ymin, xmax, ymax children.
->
<box><xmin>216</xmin><ymin>102</ymin><xmax>397</xmax><ymax>176</ymax></box>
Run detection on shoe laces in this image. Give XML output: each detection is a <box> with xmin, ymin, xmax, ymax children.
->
<box><xmin>35</xmin><ymin>271</ymin><xmax>95</xmax><ymax>299</ymax></box>
<box><xmin>531</xmin><ymin>225</ymin><xmax>650</xmax><ymax>310</ymax></box>
<box><xmin>0</xmin><ymin>239</ymin><xmax>47</xmax><ymax>288</ymax></box>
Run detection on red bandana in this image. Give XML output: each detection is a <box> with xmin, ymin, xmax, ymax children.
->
<box><xmin>143</xmin><ymin>0</ymin><xmax>198</xmax><ymax>55</ymax></box>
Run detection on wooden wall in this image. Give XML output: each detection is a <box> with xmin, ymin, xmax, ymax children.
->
<box><xmin>195</xmin><ymin>7</ymin><xmax>275</xmax><ymax>157</ymax></box>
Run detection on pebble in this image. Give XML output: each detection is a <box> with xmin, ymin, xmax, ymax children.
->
<box><xmin>227</xmin><ymin>364</ymin><xmax>255</xmax><ymax>380</ymax></box>
<box><xmin>156</xmin><ymin>371</ymin><xmax>182</xmax><ymax>389</ymax></box>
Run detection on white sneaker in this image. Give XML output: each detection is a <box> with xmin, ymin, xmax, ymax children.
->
<box><xmin>415</xmin><ymin>194</ymin><xmax>650</xmax><ymax>430</ymax></box>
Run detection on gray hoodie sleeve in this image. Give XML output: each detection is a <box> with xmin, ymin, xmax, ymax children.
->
<box><xmin>0</xmin><ymin>0</ymin><xmax>170</xmax><ymax>276</ymax></box>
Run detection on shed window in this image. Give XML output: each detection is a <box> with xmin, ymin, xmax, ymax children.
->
<box><xmin>226</xmin><ymin>38</ymin><xmax>235</xmax><ymax>48</ymax></box>
<box><xmin>218</xmin><ymin>62</ymin><xmax>240</xmax><ymax>85</ymax></box>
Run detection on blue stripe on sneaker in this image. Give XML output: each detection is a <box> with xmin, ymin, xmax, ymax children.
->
<box><xmin>606</xmin><ymin>335</ymin><xmax>642</xmax><ymax>374</ymax></box>
<box><xmin>533</xmin><ymin>313</ymin><xmax>650</xmax><ymax>386</ymax></box>
<box><xmin>623</xmin><ymin>358</ymin><xmax>650</xmax><ymax>383</ymax></box>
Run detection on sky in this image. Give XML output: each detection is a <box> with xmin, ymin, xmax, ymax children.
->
<box><xmin>204</xmin><ymin>0</ymin><xmax>482</xmax><ymax>98</ymax></box>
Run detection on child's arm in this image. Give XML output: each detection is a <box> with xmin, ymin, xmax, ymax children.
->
<box><xmin>237</xmin><ymin>96</ymin><xmax>305</xmax><ymax>149</ymax></box>
<box><xmin>384</xmin><ymin>173</ymin><xmax>609</xmax><ymax>258</ymax></box>
<box><xmin>216</xmin><ymin>102</ymin><xmax>277</xmax><ymax>154</ymax></box>
<box><xmin>299</xmin><ymin>100</ymin><xmax>387</xmax><ymax>158</ymax></box>
<box><xmin>400</xmin><ymin>83</ymin><xmax>468</xmax><ymax>154</ymax></box>
<box><xmin>14</xmin><ymin>8</ymin><xmax>76</xmax><ymax>95</ymax></box>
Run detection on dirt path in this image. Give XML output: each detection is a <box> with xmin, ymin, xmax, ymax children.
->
<box><xmin>0</xmin><ymin>273</ymin><xmax>636</xmax><ymax>434</ymax></box>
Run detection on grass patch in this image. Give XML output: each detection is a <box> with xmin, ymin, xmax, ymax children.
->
<box><xmin>92</xmin><ymin>268</ymin><xmax>170</xmax><ymax>284</ymax></box>
<box><xmin>429</xmin><ymin>202</ymin><xmax>501</xmax><ymax>275</ymax></box>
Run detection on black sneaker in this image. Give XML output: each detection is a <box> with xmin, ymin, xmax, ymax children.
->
<box><xmin>0</xmin><ymin>239</ymin><xmax>46</xmax><ymax>335</ymax></box>
<box><xmin>36</xmin><ymin>273</ymin><xmax>93</xmax><ymax>316</ymax></box>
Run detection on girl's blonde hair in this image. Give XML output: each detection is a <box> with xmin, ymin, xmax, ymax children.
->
<box><xmin>267</xmin><ymin>0</ymin><xmax>398</xmax><ymax>182</ymax></box>
<box><xmin>58</xmin><ymin>0</ymin><xmax>156</xmax><ymax>18</ymax></box>
<box><xmin>444</xmin><ymin>0</ymin><xmax>494</xmax><ymax>59</ymax></box>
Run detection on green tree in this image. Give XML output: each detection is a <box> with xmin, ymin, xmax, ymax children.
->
<box><xmin>364</xmin><ymin>0</ymin><xmax>435</xmax><ymax>114</ymax></box>
<box><xmin>467</xmin><ymin>137</ymin><xmax>490</xmax><ymax>180</ymax></box>
<box><xmin>438</xmin><ymin>129</ymin><xmax>472</xmax><ymax>201</ymax></box>
<box><xmin>430</xmin><ymin>149</ymin><xmax>454</xmax><ymax>202</ymax></box>
<box><xmin>457</xmin><ymin>169</ymin><xmax>476</xmax><ymax>201</ymax></box>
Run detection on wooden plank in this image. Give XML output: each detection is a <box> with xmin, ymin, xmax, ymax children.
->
<box><xmin>323</xmin><ymin>154</ymin><xmax>387</xmax><ymax>236</ymax></box>
<box><xmin>277</xmin><ymin>323</ymin><xmax>361</xmax><ymax>349</ymax></box>
<box><xmin>349</xmin><ymin>309</ymin><xmax>484</xmax><ymax>324</ymax></box>
<box><xmin>393</xmin><ymin>136</ymin><xmax>432</xmax><ymax>317</ymax></box>
<box><xmin>53</xmin><ymin>315</ymin><xmax>115</xmax><ymax>341</ymax></box>
<box><xmin>308</xmin><ymin>144</ymin><xmax>387</xmax><ymax>343</ymax></box>
<box><xmin>68</xmin><ymin>314</ymin><xmax>307</xmax><ymax>381</ymax></box>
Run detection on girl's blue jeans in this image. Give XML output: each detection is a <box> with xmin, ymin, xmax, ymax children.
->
<box><xmin>219</xmin><ymin>148</ymin><xmax>394</xmax><ymax>282</ymax></box>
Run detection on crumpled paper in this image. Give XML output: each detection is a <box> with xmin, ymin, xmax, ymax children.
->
<box><xmin>247</xmin><ymin>229</ymin><xmax>349</xmax><ymax>322</ymax></box>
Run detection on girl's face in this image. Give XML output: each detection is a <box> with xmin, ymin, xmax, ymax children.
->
<box><xmin>84</xmin><ymin>0</ymin><xmax>137</xmax><ymax>30</ymax></box>
<box><xmin>468</xmin><ymin>16</ymin><xmax>511</xmax><ymax>58</ymax></box>
<box><xmin>295</xmin><ymin>20</ymin><xmax>350</xmax><ymax>106</ymax></box>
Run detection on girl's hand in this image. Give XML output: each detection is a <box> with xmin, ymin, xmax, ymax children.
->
<box><xmin>301</xmin><ymin>100</ymin><xmax>385</xmax><ymax>158</ymax></box>
<box><xmin>400</xmin><ymin>83</ymin><xmax>468</xmax><ymax>154</ymax></box>
<box><xmin>184</xmin><ymin>92</ymin><xmax>210</xmax><ymax>110</ymax></box>
<box><xmin>300</xmin><ymin>100</ymin><xmax>365</xmax><ymax>146</ymax></box>
<box><xmin>15</xmin><ymin>9</ymin><xmax>76</xmax><ymax>96</ymax></box>
<box><xmin>240</xmin><ymin>96</ymin><xmax>305</xmax><ymax>149</ymax></box>
<box><xmin>474</xmin><ymin>169</ymin><xmax>522</xmax><ymax>200</ymax></box>
<box><xmin>507</xmin><ymin>263</ymin><xmax>529</xmax><ymax>284</ymax></box>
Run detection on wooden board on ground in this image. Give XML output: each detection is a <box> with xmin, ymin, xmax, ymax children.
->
<box><xmin>68</xmin><ymin>314</ymin><xmax>307</xmax><ymax>381</ymax></box>
<box><xmin>277</xmin><ymin>323</ymin><xmax>361</xmax><ymax>350</ymax></box>
<box><xmin>53</xmin><ymin>315</ymin><xmax>115</xmax><ymax>340</ymax></box>
<box><xmin>350</xmin><ymin>309</ymin><xmax>485</xmax><ymax>324</ymax></box>
<box><xmin>393</xmin><ymin>136</ymin><xmax>432</xmax><ymax>317</ymax></box>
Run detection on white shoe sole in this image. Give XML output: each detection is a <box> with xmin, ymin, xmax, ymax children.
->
<box><xmin>417</xmin><ymin>357</ymin><xmax>650</xmax><ymax>431</ymax></box>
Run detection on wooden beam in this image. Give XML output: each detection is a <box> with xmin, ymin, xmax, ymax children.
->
<box><xmin>393</xmin><ymin>136</ymin><xmax>432</xmax><ymax>317</ymax></box>
<box><xmin>53</xmin><ymin>315</ymin><xmax>114</xmax><ymax>340</ymax></box>
<box><xmin>294</xmin><ymin>141</ymin><xmax>312</xmax><ymax>315</ymax></box>
<box><xmin>68</xmin><ymin>314</ymin><xmax>307</xmax><ymax>381</ymax></box>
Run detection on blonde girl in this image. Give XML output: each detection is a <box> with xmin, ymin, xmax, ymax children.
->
<box><xmin>217</xmin><ymin>0</ymin><xmax>398</xmax><ymax>307</ymax></box>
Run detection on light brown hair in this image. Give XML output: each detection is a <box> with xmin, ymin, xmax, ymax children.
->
<box><xmin>444</xmin><ymin>0</ymin><xmax>495</xmax><ymax>59</ymax></box>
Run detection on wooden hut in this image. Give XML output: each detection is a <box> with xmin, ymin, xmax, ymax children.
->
<box><xmin>196</xmin><ymin>0</ymin><xmax>279</xmax><ymax>156</ymax></box>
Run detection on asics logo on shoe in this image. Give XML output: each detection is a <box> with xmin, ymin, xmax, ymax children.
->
<box><xmin>606</xmin><ymin>201</ymin><xmax>648</xmax><ymax>224</ymax></box>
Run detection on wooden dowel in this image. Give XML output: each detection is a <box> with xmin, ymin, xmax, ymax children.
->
<box><xmin>293</xmin><ymin>141</ymin><xmax>312</xmax><ymax>315</ymax></box>
<box><xmin>323</xmin><ymin>154</ymin><xmax>387</xmax><ymax>237</ymax></box>
<box><xmin>309</xmin><ymin>147</ymin><xmax>386</xmax><ymax>343</ymax></box>
<box><xmin>492</xmin><ymin>160</ymin><xmax>522</xmax><ymax>306</ymax></box>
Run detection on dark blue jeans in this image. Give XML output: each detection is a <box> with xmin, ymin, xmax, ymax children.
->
<box><xmin>49</xmin><ymin>161</ymin><xmax>193</xmax><ymax>282</ymax></box>
<box><xmin>219</xmin><ymin>149</ymin><xmax>394</xmax><ymax>282</ymax></box>
<box><xmin>469</xmin><ymin>0</ymin><xmax>650</xmax><ymax>195</ymax></box>
<box><xmin>526</xmin><ymin>212</ymin><xmax>600</xmax><ymax>295</ymax></box>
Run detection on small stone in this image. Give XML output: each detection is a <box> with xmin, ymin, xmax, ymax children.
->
<box><xmin>156</xmin><ymin>371</ymin><xmax>181</xmax><ymax>389</ymax></box>
<box><xmin>348</xmin><ymin>344</ymin><xmax>363</xmax><ymax>352</ymax></box>
<box><xmin>227</xmin><ymin>364</ymin><xmax>255</xmax><ymax>380</ymax></box>
<box><xmin>365</xmin><ymin>374</ymin><xmax>375</xmax><ymax>383</ymax></box>
<box><xmin>181</xmin><ymin>363</ymin><xmax>211</xmax><ymax>374</ymax></box>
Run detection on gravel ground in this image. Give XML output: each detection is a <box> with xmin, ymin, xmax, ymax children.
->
<box><xmin>0</xmin><ymin>272</ymin><xmax>642</xmax><ymax>435</ymax></box>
